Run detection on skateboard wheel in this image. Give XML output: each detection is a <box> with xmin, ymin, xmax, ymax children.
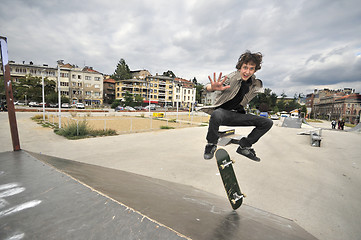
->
<box><xmin>220</xmin><ymin>165</ymin><xmax>225</xmax><ymax>170</ymax></box>
<box><xmin>231</xmin><ymin>199</ymin><xmax>236</xmax><ymax>204</ymax></box>
<box><xmin>243</xmin><ymin>193</ymin><xmax>247</xmax><ymax>198</ymax></box>
<box><xmin>231</xmin><ymin>159</ymin><xmax>235</xmax><ymax>164</ymax></box>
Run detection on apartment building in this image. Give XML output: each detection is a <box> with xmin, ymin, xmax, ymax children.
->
<box><xmin>59</xmin><ymin>64</ymin><xmax>103</xmax><ymax>106</ymax></box>
<box><xmin>0</xmin><ymin>61</ymin><xmax>104</xmax><ymax>105</ymax></box>
<box><xmin>1</xmin><ymin>61</ymin><xmax>57</xmax><ymax>82</ymax></box>
<box><xmin>103</xmin><ymin>77</ymin><xmax>116</xmax><ymax>104</ymax></box>
<box><xmin>115</xmin><ymin>71</ymin><xmax>196</xmax><ymax>107</ymax></box>
<box><xmin>173</xmin><ymin>77</ymin><xmax>196</xmax><ymax>108</ymax></box>
<box><xmin>310</xmin><ymin>88</ymin><xmax>361</xmax><ymax>123</ymax></box>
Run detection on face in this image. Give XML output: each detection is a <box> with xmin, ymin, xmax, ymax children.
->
<box><xmin>239</xmin><ymin>62</ymin><xmax>256</xmax><ymax>81</ymax></box>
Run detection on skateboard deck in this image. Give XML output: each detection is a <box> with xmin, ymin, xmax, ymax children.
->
<box><xmin>215</xmin><ymin>148</ymin><xmax>245</xmax><ymax>210</ymax></box>
<box><xmin>218</xmin><ymin>134</ymin><xmax>245</xmax><ymax>146</ymax></box>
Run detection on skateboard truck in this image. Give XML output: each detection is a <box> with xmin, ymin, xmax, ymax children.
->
<box><xmin>231</xmin><ymin>192</ymin><xmax>246</xmax><ymax>204</ymax></box>
<box><xmin>220</xmin><ymin>159</ymin><xmax>236</xmax><ymax>169</ymax></box>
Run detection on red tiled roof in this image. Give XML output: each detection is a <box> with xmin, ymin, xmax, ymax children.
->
<box><xmin>336</xmin><ymin>93</ymin><xmax>361</xmax><ymax>100</ymax></box>
<box><xmin>104</xmin><ymin>78</ymin><xmax>115</xmax><ymax>84</ymax></box>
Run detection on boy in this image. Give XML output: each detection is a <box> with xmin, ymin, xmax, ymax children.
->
<box><xmin>201</xmin><ymin>50</ymin><xmax>273</xmax><ymax>161</ymax></box>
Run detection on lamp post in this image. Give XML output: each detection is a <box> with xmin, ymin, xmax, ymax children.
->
<box><xmin>41</xmin><ymin>69</ymin><xmax>46</xmax><ymax>121</ymax></box>
<box><xmin>57</xmin><ymin>60</ymin><xmax>63</xmax><ymax>128</ymax></box>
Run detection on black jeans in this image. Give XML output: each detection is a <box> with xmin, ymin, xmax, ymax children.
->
<box><xmin>206</xmin><ymin>108</ymin><xmax>273</xmax><ymax>146</ymax></box>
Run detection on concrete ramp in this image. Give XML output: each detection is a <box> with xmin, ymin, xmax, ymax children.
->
<box><xmin>347</xmin><ymin>122</ymin><xmax>361</xmax><ymax>132</ymax></box>
<box><xmin>282</xmin><ymin>118</ymin><xmax>302</xmax><ymax>128</ymax></box>
<box><xmin>0</xmin><ymin>151</ymin><xmax>187</xmax><ymax>240</ymax></box>
<box><xmin>1</xmin><ymin>151</ymin><xmax>318</xmax><ymax>240</ymax></box>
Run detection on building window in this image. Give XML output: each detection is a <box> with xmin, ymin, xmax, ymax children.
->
<box><xmin>85</xmin><ymin>76</ymin><xmax>91</xmax><ymax>80</ymax></box>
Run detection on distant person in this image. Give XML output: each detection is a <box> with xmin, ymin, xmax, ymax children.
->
<box><xmin>340</xmin><ymin>119</ymin><xmax>345</xmax><ymax>130</ymax></box>
<box><xmin>200</xmin><ymin>50</ymin><xmax>273</xmax><ymax>162</ymax></box>
<box><xmin>331</xmin><ymin>120</ymin><xmax>336</xmax><ymax>129</ymax></box>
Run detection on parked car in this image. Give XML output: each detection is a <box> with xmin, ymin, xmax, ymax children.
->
<box><xmin>14</xmin><ymin>101</ymin><xmax>26</xmax><ymax>105</ymax></box>
<box><xmin>144</xmin><ymin>105</ymin><xmax>156</xmax><ymax>110</ymax></box>
<box><xmin>76</xmin><ymin>103</ymin><xmax>85</xmax><ymax>109</ymax></box>
<box><xmin>124</xmin><ymin>106</ymin><xmax>135</xmax><ymax>111</ymax></box>
<box><xmin>61</xmin><ymin>103</ymin><xmax>70</xmax><ymax>108</ymax></box>
<box><xmin>115</xmin><ymin>106</ymin><xmax>124</xmax><ymax>111</ymax></box>
<box><xmin>134</xmin><ymin>106</ymin><xmax>145</xmax><ymax>111</ymax></box>
<box><xmin>49</xmin><ymin>103</ymin><xmax>58</xmax><ymax>108</ymax></box>
<box><xmin>39</xmin><ymin>102</ymin><xmax>49</xmax><ymax>108</ymax></box>
<box><xmin>260</xmin><ymin>112</ymin><xmax>268</xmax><ymax>118</ymax></box>
<box><xmin>29</xmin><ymin>102</ymin><xmax>39</xmax><ymax>107</ymax></box>
<box><xmin>270</xmin><ymin>115</ymin><xmax>280</xmax><ymax>120</ymax></box>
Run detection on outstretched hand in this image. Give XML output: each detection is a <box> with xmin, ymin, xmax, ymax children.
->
<box><xmin>208</xmin><ymin>72</ymin><xmax>230</xmax><ymax>91</ymax></box>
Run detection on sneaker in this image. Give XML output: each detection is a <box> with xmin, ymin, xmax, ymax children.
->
<box><xmin>236</xmin><ymin>146</ymin><xmax>260</xmax><ymax>162</ymax></box>
<box><xmin>204</xmin><ymin>143</ymin><xmax>217</xmax><ymax>160</ymax></box>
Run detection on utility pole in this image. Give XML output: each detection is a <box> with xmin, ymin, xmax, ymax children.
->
<box><xmin>41</xmin><ymin>70</ymin><xmax>46</xmax><ymax>121</ymax></box>
<box><xmin>57</xmin><ymin>60</ymin><xmax>63</xmax><ymax>128</ymax></box>
<box><xmin>0</xmin><ymin>36</ymin><xmax>21</xmax><ymax>151</ymax></box>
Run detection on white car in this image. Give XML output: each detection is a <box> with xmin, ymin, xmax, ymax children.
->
<box><xmin>76</xmin><ymin>103</ymin><xmax>85</xmax><ymax>109</ymax></box>
<box><xmin>61</xmin><ymin>103</ymin><xmax>70</xmax><ymax>108</ymax></box>
<box><xmin>29</xmin><ymin>102</ymin><xmax>39</xmax><ymax>107</ymax></box>
<box><xmin>124</xmin><ymin>106</ymin><xmax>135</xmax><ymax>111</ymax></box>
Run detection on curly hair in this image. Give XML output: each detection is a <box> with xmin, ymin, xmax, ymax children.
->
<box><xmin>236</xmin><ymin>50</ymin><xmax>263</xmax><ymax>71</ymax></box>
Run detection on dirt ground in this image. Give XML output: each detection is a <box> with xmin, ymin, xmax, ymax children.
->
<box><xmin>45</xmin><ymin>113</ymin><xmax>210</xmax><ymax>134</ymax></box>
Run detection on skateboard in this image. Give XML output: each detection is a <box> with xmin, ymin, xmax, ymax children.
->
<box><xmin>215</xmin><ymin>148</ymin><xmax>245</xmax><ymax>210</ymax></box>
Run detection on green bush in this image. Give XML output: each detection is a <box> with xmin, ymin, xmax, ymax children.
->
<box><xmin>160</xmin><ymin>126</ymin><xmax>175</xmax><ymax>129</ymax></box>
<box><xmin>55</xmin><ymin>120</ymin><xmax>89</xmax><ymax>139</ymax></box>
<box><xmin>54</xmin><ymin>120</ymin><xmax>117</xmax><ymax>139</ymax></box>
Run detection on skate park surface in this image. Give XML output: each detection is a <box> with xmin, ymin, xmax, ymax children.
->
<box><xmin>1</xmin><ymin>112</ymin><xmax>361</xmax><ymax>240</ymax></box>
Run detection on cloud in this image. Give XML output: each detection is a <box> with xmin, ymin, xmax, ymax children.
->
<box><xmin>1</xmin><ymin>0</ymin><xmax>360</xmax><ymax>96</ymax></box>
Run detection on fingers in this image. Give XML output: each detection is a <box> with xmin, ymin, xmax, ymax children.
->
<box><xmin>208</xmin><ymin>72</ymin><xmax>225</xmax><ymax>87</ymax></box>
<box><xmin>217</xmin><ymin>72</ymin><xmax>223</xmax><ymax>82</ymax></box>
<box><xmin>221</xmin><ymin>75</ymin><xmax>227</xmax><ymax>83</ymax></box>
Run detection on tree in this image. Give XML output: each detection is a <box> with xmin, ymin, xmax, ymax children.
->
<box><xmin>112</xmin><ymin>59</ymin><xmax>132</xmax><ymax>80</ymax></box>
<box><xmin>123</xmin><ymin>91</ymin><xmax>134</xmax><ymax>107</ymax></box>
<box><xmin>12</xmin><ymin>75</ymin><xmax>57</xmax><ymax>103</ymax></box>
<box><xmin>134</xmin><ymin>94</ymin><xmax>143</xmax><ymax>106</ymax></box>
<box><xmin>111</xmin><ymin>99</ymin><xmax>122</xmax><ymax>109</ymax></box>
<box><xmin>192</xmin><ymin>77</ymin><xmax>197</xmax><ymax>85</ymax></box>
<box><xmin>249</xmin><ymin>88</ymin><xmax>277</xmax><ymax>112</ymax></box>
<box><xmin>195</xmin><ymin>83</ymin><xmax>204</xmax><ymax>104</ymax></box>
<box><xmin>0</xmin><ymin>76</ymin><xmax>5</xmax><ymax>101</ymax></box>
<box><xmin>163</xmin><ymin>70</ymin><xmax>176</xmax><ymax>78</ymax></box>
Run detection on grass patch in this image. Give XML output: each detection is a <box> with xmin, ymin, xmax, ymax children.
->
<box><xmin>31</xmin><ymin>114</ymin><xmax>48</xmax><ymax>121</ymax></box>
<box><xmin>31</xmin><ymin>114</ymin><xmax>58</xmax><ymax>128</ymax></box>
<box><xmin>306</xmin><ymin>119</ymin><xmax>323</xmax><ymax>123</ymax></box>
<box><xmin>54</xmin><ymin>120</ymin><xmax>117</xmax><ymax>139</ymax></box>
<box><xmin>160</xmin><ymin>125</ymin><xmax>175</xmax><ymax>129</ymax></box>
<box><xmin>30</xmin><ymin>116</ymin><xmax>118</xmax><ymax>140</ymax></box>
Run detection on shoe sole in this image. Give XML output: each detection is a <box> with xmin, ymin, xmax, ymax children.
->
<box><xmin>236</xmin><ymin>148</ymin><xmax>260</xmax><ymax>162</ymax></box>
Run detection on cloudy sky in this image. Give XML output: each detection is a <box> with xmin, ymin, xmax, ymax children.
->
<box><xmin>1</xmin><ymin>0</ymin><xmax>360</xmax><ymax>96</ymax></box>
